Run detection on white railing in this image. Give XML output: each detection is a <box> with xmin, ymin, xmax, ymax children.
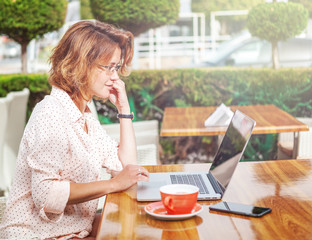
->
<box><xmin>137</xmin><ymin>35</ymin><xmax>231</xmax><ymax>56</ymax></box>
<box><xmin>135</xmin><ymin>34</ymin><xmax>231</xmax><ymax>69</ymax></box>
<box><xmin>133</xmin><ymin>10</ymin><xmax>250</xmax><ymax>69</ymax></box>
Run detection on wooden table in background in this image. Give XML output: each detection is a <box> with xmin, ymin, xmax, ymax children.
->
<box><xmin>160</xmin><ymin>105</ymin><xmax>308</xmax><ymax>136</ymax></box>
<box><xmin>96</xmin><ymin>159</ymin><xmax>312</xmax><ymax>240</ymax></box>
<box><xmin>160</xmin><ymin>105</ymin><xmax>309</xmax><ymax>158</ymax></box>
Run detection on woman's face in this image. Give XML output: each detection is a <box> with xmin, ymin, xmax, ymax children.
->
<box><xmin>89</xmin><ymin>47</ymin><xmax>121</xmax><ymax>99</ymax></box>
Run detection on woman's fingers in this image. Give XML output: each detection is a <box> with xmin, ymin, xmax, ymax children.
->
<box><xmin>125</xmin><ymin>165</ymin><xmax>150</xmax><ymax>183</ymax></box>
<box><xmin>109</xmin><ymin>79</ymin><xmax>129</xmax><ymax>110</ymax></box>
<box><xmin>136</xmin><ymin>167</ymin><xmax>149</xmax><ymax>182</ymax></box>
<box><xmin>137</xmin><ymin>174</ymin><xmax>149</xmax><ymax>182</ymax></box>
<box><xmin>136</xmin><ymin>166</ymin><xmax>149</xmax><ymax>178</ymax></box>
<box><xmin>111</xmin><ymin>165</ymin><xmax>150</xmax><ymax>191</ymax></box>
<box><xmin>112</xmin><ymin>79</ymin><xmax>125</xmax><ymax>92</ymax></box>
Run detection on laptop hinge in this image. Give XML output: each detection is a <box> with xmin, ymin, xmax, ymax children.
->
<box><xmin>207</xmin><ymin>172</ymin><xmax>224</xmax><ymax>195</ymax></box>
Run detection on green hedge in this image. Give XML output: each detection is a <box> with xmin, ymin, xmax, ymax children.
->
<box><xmin>0</xmin><ymin>73</ymin><xmax>51</xmax><ymax>119</ymax></box>
<box><xmin>124</xmin><ymin>68</ymin><xmax>312</xmax><ymax>120</ymax></box>
<box><xmin>1</xmin><ymin>68</ymin><xmax>312</xmax><ymax>162</ymax></box>
<box><xmin>1</xmin><ymin>68</ymin><xmax>311</xmax><ymax>118</ymax></box>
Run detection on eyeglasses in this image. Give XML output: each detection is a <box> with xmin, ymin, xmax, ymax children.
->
<box><xmin>97</xmin><ymin>64</ymin><xmax>121</xmax><ymax>75</ymax></box>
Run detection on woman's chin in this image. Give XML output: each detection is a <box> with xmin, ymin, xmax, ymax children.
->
<box><xmin>92</xmin><ymin>91</ymin><xmax>110</xmax><ymax>99</ymax></box>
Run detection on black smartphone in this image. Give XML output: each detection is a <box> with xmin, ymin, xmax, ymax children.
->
<box><xmin>209</xmin><ymin>201</ymin><xmax>272</xmax><ymax>217</ymax></box>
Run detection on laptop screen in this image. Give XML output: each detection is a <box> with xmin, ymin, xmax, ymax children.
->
<box><xmin>209</xmin><ymin>110</ymin><xmax>256</xmax><ymax>192</ymax></box>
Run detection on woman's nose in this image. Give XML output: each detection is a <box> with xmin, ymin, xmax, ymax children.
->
<box><xmin>110</xmin><ymin>71</ymin><xmax>119</xmax><ymax>81</ymax></box>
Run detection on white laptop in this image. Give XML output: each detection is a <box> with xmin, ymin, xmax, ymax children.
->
<box><xmin>137</xmin><ymin>110</ymin><xmax>256</xmax><ymax>201</ymax></box>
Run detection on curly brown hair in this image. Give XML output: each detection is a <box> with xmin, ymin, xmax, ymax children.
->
<box><xmin>48</xmin><ymin>20</ymin><xmax>134</xmax><ymax>101</ymax></box>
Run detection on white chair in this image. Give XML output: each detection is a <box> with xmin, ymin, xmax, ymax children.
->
<box><xmin>103</xmin><ymin>121</ymin><xmax>160</xmax><ymax>161</ymax></box>
<box><xmin>3</xmin><ymin>88</ymin><xmax>30</xmax><ymax>191</ymax></box>
<box><xmin>277</xmin><ymin>117</ymin><xmax>312</xmax><ymax>159</ymax></box>
<box><xmin>296</xmin><ymin>118</ymin><xmax>312</xmax><ymax>159</ymax></box>
<box><xmin>88</xmin><ymin>100</ymin><xmax>160</xmax><ymax>163</ymax></box>
<box><xmin>0</xmin><ymin>95</ymin><xmax>12</xmax><ymax>193</ymax></box>
<box><xmin>137</xmin><ymin>144</ymin><xmax>158</xmax><ymax>165</ymax></box>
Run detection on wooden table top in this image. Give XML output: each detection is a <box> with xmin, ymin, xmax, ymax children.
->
<box><xmin>160</xmin><ymin>105</ymin><xmax>309</xmax><ymax>136</ymax></box>
<box><xmin>96</xmin><ymin>159</ymin><xmax>312</xmax><ymax>240</ymax></box>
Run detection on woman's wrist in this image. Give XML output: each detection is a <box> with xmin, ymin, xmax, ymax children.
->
<box><xmin>118</xmin><ymin>106</ymin><xmax>131</xmax><ymax>114</ymax></box>
<box><xmin>107</xmin><ymin>177</ymin><xmax>121</xmax><ymax>193</ymax></box>
<box><xmin>101</xmin><ymin>178</ymin><xmax>116</xmax><ymax>195</ymax></box>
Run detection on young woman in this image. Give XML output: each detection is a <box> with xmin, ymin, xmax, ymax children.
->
<box><xmin>0</xmin><ymin>20</ymin><xmax>149</xmax><ymax>240</ymax></box>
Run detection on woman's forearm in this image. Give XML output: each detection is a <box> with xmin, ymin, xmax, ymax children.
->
<box><xmin>68</xmin><ymin>165</ymin><xmax>149</xmax><ymax>205</ymax></box>
<box><xmin>118</xmin><ymin>117</ymin><xmax>137</xmax><ymax>166</ymax></box>
<box><xmin>68</xmin><ymin>180</ymin><xmax>115</xmax><ymax>205</ymax></box>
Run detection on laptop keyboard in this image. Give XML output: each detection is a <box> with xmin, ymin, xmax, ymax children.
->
<box><xmin>170</xmin><ymin>174</ymin><xmax>209</xmax><ymax>194</ymax></box>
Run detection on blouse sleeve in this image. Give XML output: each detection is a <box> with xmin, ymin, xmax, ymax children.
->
<box><xmin>25</xmin><ymin>105</ymin><xmax>70</xmax><ymax>223</ymax></box>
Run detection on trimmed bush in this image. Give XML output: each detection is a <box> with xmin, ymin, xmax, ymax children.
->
<box><xmin>1</xmin><ymin>68</ymin><xmax>312</xmax><ymax>120</ymax></box>
<box><xmin>0</xmin><ymin>0</ymin><xmax>67</xmax><ymax>73</ymax></box>
<box><xmin>247</xmin><ymin>2</ymin><xmax>309</xmax><ymax>69</ymax></box>
<box><xmin>90</xmin><ymin>0</ymin><xmax>180</xmax><ymax>36</ymax></box>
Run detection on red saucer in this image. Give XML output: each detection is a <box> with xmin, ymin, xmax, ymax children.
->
<box><xmin>144</xmin><ymin>201</ymin><xmax>202</xmax><ymax>220</ymax></box>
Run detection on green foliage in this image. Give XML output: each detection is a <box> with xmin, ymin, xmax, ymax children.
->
<box><xmin>0</xmin><ymin>74</ymin><xmax>49</xmax><ymax>95</ymax></box>
<box><xmin>0</xmin><ymin>73</ymin><xmax>51</xmax><ymax>119</ymax></box>
<box><xmin>1</xmin><ymin>68</ymin><xmax>312</xmax><ymax>119</ymax></box>
<box><xmin>247</xmin><ymin>2</ymin><xmax>309</xmax><ymax>43</ymax></box>
<box><xmin>243</xmin><ymin>134</ymin><xmax>277</xmax><ymax>161</ymax></box>
<box><xmin>98</xmin><ymin>114</ymin><xmax>113</xmax><ymax>124</ymax></box>
<box><xmin>0</xmin><ymin>0</ymin><xmax>67</xmax><ymax>45</ymax></box>
<box><xmin>289</xmin><ymin>0</ymin><xmax>312</xmax><ymax>17</ymax></box>
<box><xmin>124</xmin><ymin>68</ymin><xmax>312</xmax><ymax>119</ymax></box>
<box><xmin>80</xmin><ymin>0</ymin><xmax>94</xmax><ymax>20</ymax></box>
<box><xmin>192</xmin><ymin>0</ymin><xmax>264</xmax><ymax>14</ymax></box>
<box><xmin>192</xmin><ymin>0</ymin><xmax>264</xmax><ymax>34</ymax></box>
<box><xmin>137</xmin><ymin>89</ymin><xmax>164</xmax><ymax>119</ymax></box>
<box><xmin>90</xmin><ymin>0</ymin><xmax>180</xmax><ymax>36</ymax></box>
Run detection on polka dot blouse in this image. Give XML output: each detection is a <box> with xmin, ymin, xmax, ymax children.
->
<box><xmin>0</xmin><ymin>87</ymin><xmax>123</xmax><ymax>240</ymax></box>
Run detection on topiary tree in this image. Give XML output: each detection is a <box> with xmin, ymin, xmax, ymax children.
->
<box><xmin>90</xmin><ymin>0</ymin><xmax>180</xmax><ymax>36</ymax></box>
<box><xmin>0</xmin><ymin>0</ymin><xmax>68</xmax><ymax>73</ymax></box>
<box><xmin>247</xmin><ymin>2</ymin><xmax>308</xmax><ymax>69</ymax></box>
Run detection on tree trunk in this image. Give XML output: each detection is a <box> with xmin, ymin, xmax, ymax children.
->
<box><xmin>272</xmin><ymin>41</ymin><xmax>279</xmax><ymax>70</ymax></box>
<box><xmin>21</xmin><ymin>42</ymin><xmax>28</xmax><ymax>74</ymax></box>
